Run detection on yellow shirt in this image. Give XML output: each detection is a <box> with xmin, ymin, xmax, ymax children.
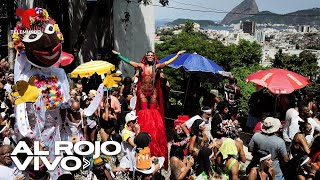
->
<box><xmin>122</xmin><ymin>127</ymin><xmax>135</xmax><ymax>142</ymax></box>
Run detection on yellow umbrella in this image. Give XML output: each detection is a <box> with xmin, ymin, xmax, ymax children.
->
<box><xmin>70</xmin><ymin>60</ymin><xmax>115</xmax><ymax>78</ymax></box>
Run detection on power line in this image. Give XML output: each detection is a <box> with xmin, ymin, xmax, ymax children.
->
<box><xmin>127</xmin><ymin>0</ymin><xmax>320</xmax><ymax>17</ymax></box>
<box><xmin>169</xmin><ymin>0</ymin><xmax>225</xmax><ymax>12</ymax></box>
<box><xmin>156</xmin><ymin>4</ymin><xmax>320</xmax><ymax>17</ymax></box>
<box><xmin>153</xmin><ymin>4</ymin><xmax>228</xmax><ymax>13</ymax></box>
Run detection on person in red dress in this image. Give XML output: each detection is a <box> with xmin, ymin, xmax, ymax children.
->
<box><xmin>112</xmin><ymin>50</ymin><xmax>185</xmax><ymax>168</ymax></box>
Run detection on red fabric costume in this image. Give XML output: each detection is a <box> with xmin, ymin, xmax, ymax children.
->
<box><xmin>135</xmin><ymin>55</ymin><xmax>168</xmax><ymax>168</ymax></box>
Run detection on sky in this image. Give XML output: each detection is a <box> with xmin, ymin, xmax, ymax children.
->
<box><xmin>155</xmin><ymin>0</ymin><xmax>320</xmax><ymax>21</ymax></box>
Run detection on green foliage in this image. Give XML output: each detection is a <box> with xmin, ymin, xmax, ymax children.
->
<box><xmin>182</xmin><ymin>20</ymin><xmax>195</xmax><ymax>35</ymax></box>
<box><xmin>218</xmin><ymin>40</ymin><xmax>262</xmax><ymax>71</ymax></box>
<box><xmin>159</xmin><ymin>35</ymin><xmax>172</xmax><ymax>41</ymax></box>
<box><xmin>157</xmin><ymin>29</ymin><xmax>174</xmax><ymax>36</ymax></box>
<box><xmin>231</xmin><ymin>64</ymin><xmax>268</xmax><ymax>114</ymax></box>
<box><xmin>167</xmin><ymin>18</ymin><xmax>220</xmax><ymax>27</ymax></box>
<box><xmin>232</xmin><ymin>8</ymin><xmax>320</xmax><ymax>25</ymax></box>
<box><xmin>272</xmin><ymin>49</ymin><xmax>318</xmax><ymax>78</ymax></box>
<box><xmin>156</xmin><ymin>26</ymin><xmax>264</xmax><ymax>115</ymax></box>
<box><xmin>272</xmin><ymin>49</ymin><xmax>319</xmax><ymax>98</ymax></box>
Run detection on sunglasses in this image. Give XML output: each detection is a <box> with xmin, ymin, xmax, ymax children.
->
<box><xmin>130</xmin><ymin>120</ymin><xmax>137</xmax><ymax>124</ymax></box>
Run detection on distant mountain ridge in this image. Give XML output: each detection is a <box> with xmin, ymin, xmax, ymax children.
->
<box><xmin>221</xmin><ymin>0</ymin><xmax>259</xmax><ymax>24</ymax></box>
<box><xmin>231</xmin><ymin>8</ymin><xmax>320</xmax><ymax>25</ymax></box>
<box><xmin>156</xmin><ymin>19</ymin><xmax>172</xmax><ymax>28</ymax></box>
<box><xmin>160</xmin><ymin>7</ymin><xmax>320</xmax><ymax>27</ymax></box>
<box><xmin>166</xmin><ymin>18</ymin><xmax>220</xmax><ymax>27</ymax></box>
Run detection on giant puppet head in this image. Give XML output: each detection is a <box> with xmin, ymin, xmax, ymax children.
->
<box><xmin>12</xmin><ymin>7</ymin><xmax>64</xmax><ymax>68</ymax></box>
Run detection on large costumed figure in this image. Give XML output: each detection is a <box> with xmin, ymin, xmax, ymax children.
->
<box><xmin>12</xmin><ymin>7</ymin><xmax>74</xmax><ymax>179</ymax></box>
<box><xmin>112</xmin><ymin>50</ymin><xmax>185</xmax><ymax>167</ymax></box>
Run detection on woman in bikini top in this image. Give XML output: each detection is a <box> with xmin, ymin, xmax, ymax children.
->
<box><xmin>112</xmin><ymin>49</ymin><xmax>185</xmax><ymax>106</ymax></box>
<box><xmin>248</xmin><ymin>150</ymin><xmax>275</xmax><ymax>180</ymax></box>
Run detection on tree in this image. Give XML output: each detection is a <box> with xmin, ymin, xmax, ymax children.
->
<box><xmin>158</xmin><ymin>29</ymin><xmax>174</xmax><ymax>36</ymax></box>
<box><xmin>272</xmin><ymin>49</ymin><xmax>318</xmax><ymax>78</ymax></box>
<box><xmin>156</xmin><ymin>25</ymin><xmax>264</xmax><ymax>115</ymax></box>
<box><xmin>235</xmin><ymin>40</ymin><xmax>262</xmax><ymax>66</ymax></box>
<box><xmin>139</xmin><ymin>0</ymin><xmax>169</xmax><ymax>6</ymax></box>
<box><xmin>273</xmin><ymin>49</ymin><xmax>285</xmax><ymax>67</ymax></box>
<box><xmin>272</xmin><ymin>49</ymin><xmax>319</xmax><ymax>99</ymax></box>
<box><xmin>298</xmin><ymin>50</ymin><xmax>318</xmax><ymax>78</ymax></box>
<box><xmin>231</xmin><ymin>64</ymin><xmax>267</xmax><ymax>114</ymax></box>
<box><xmin>182</xmin><ymin>20</ymin><xmax>195</xmax><ymax>35</ymax></box>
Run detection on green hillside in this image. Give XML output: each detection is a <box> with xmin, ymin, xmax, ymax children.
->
<box><xmin>167</xmin><ymin>19</ymin><xmax>220</xmax><ymax>27</ymax></box>
<box><xmin>230</xmin><ymin>8</ymin><xmax>320</xmax><ymax>25</ymax></box>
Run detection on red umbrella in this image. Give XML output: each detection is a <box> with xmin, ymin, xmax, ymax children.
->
<box><xmin>246</xmin><ymin>68</ymin><xmax>310</xmax><ymax>94</ymax></box>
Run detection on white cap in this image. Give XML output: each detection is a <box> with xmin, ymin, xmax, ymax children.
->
<box><xmin>125</xmin><ymin>111</ymin><xmax>138</xmax><ymax>123</ymax></box>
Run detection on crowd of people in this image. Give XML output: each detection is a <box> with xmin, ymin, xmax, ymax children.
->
<box><xmin>1</xmin><ymin>3</ymin><xmax>320</xmax><ymax>179</ymax></box>
<box><xmin>0</xmin><ymin>57</ymin><xmax>320</xmax><ymax>180</ymax></box>
<box><xmin>0</xmin><ymin>50</ymin><xmax>320</xmax><ymax>180</ymax></box>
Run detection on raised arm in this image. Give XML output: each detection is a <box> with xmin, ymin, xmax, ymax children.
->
<box><xmin>112</xmin><ymin>50</ymin><xmax>142</xmax><ymax>68</ymax></box>
<box><xmin>157</xmin><ymin>50</ymin><xmax>185</xmax><ymax>69</ymax></box>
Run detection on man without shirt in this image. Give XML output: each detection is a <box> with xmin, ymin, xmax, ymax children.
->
<box><xmin>0</xmin><ymin>145</ymin><xmax>24</xmax><ymax>180</ymax></box>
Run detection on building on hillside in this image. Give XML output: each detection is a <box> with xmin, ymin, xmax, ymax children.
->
<box><xmin>233</xmin><ymin>21</ymin><xmax>241</xmax><ymax>30</ymax></box>
<box><xmin>255</xmin><ymin>30</ymin><xmax>266</xmax><ymax>42</ymax></box>
<box><xmin>193</xmin><ymin>23</ymin><xmax>200</xmax><ymax>31</ymax></box>
<box><xmin>226</xmin><ymin>30</ymin><xmax>255</xmax><ymax>45</ymax></box>
<box><xmin>298</xmin><ymin>25</ymin><xmax>310</xmax><ymax>33</ymax></box>
<box><xmin>261</xmin><ymin>48</ymin><xmax>274</xmax><ymax>67</ymax></box>
<box><xmin>261</xmin><ymin>47</ymin><xmax>320</xmax><ymax>67</ymax></box>
<box><xmin>243</xmin><ymin>21</ymin><xmax>256</xmax><ymax>35</ymax></box>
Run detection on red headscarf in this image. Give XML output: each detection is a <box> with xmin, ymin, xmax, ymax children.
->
<box><xmin>136</xmin><ymin>52</ymin><xmax>165</xmax><ymax>121</ymax></box>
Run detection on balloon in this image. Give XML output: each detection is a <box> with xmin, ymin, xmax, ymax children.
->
<box><xmin>53</xmin><ymin>52</ymin><xmax>74</xmax><ymax>67</ymax></box>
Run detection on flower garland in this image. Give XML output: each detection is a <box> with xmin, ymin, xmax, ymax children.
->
<box><xmin>219</xmin><ymin>119</ymin><xmax>242</xmax><ymax>139</ymax></box>
<box><xmin>12</xmin><ymin>7</ymin><xmax>64</xmax><ymax>54</ymax></box>
<box><xmin>33</xmin><ymin>75</ymin><xmax>63</xmax><ymax>109</ymax></box>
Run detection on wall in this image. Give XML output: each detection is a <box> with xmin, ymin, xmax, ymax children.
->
<box><xmin>69</xmin><ymin>0</ymin><xmax>82</xmax><ymax>64</ymax></box>
<box><xmin>70</xmin><ymin>0</ymin><xmax>113</xmax><ymax>65</ymax></box>
<box><xmin>113</xmin><ymin>0</ymin><xmax>155</xmax><ymax>77</ymax></box>
<box><xmin>16</xmin><ymin>0</ymin><xmax>154</xmax><ymax>77</ymax></box>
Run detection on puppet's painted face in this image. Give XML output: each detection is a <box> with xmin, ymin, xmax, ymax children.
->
<box><xmin>23</xmin><ymin>24</ymin><xmax>62</xmax><ymax>67</ymax></box>
<box><xmin>12</xmin><ymin>7</ymin><xmax>64</xmax><ymax>68</ymax></box>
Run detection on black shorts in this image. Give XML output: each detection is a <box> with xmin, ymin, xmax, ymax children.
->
<box><xmin>99</xmin><ymin>118</ymin><xmax>116</xmax><ymax>134</ymax></box>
